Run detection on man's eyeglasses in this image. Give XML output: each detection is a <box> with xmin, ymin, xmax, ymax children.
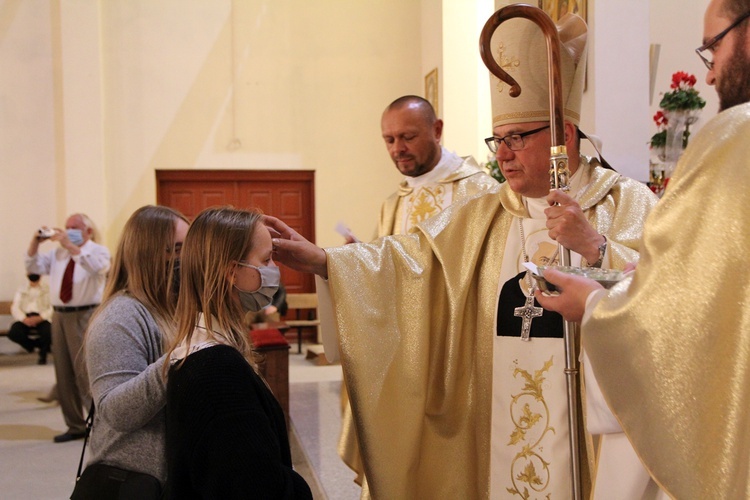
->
<box><xmin>484</xmin><ymin>125</ymin><xmax>550</xmax><ymax>153</ymax></box>
<box><xmin>696</xmin><ymin>10</ymin><xmax>750</xmax><ymax>70</ymax></box>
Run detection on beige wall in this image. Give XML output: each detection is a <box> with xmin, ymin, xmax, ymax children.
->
<box><xmin>0</xmin><ymin>0</ymin><xmax>422</xmax><ymax>296</ymax></box>
<box><xmin>0</xmin><ymin>0</ymin><xmax>718</xmax><ymax>298</ymax></box>
<box><xmin>649</xmin><ymin>0</ymin><xmax>717</xmax><ymax>120</ymax></box>
<box><xmin>98</xmin><ymin>0</ymin><xmax>422</xmax><ymax>247</ymax></box>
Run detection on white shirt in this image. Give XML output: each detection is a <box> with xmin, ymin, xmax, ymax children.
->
<box><xmin>25</xmin><ymin>239</ymin><xmax>111</xmax><ymax>307</ymax></box>
<box><xmin>11</xmin><ymin>282</ymin><xmax>53</xmax><ymax>322</ymax></box>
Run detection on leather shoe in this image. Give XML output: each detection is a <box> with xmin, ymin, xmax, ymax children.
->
<box><xmin>53</xmin><ymin>431</ymin><xmax>86</xmax><ymax>443</ymax></box>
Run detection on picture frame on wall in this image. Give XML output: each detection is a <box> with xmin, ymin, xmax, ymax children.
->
<box><xmin>424</xmin><ymin>68</ymin><xmax>438</xmax><ymax>116</ymax></box>
<box><xmin>538</xmin><ymin>0</ymin><xmax>587</xmax><ymax>22</ymax></box>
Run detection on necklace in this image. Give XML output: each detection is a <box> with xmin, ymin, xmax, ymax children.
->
<box><xmin>514</xmin><ymin>162</ymin><xmax>587</xmax><ymax>340</ymax></box>
<box><xmin>515</xmin><ymin>218</ymin><xmax>543</xmax><ymax>341</ymax></box>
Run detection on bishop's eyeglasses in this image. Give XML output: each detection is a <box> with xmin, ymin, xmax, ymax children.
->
<box><xmin>484</xmin><ymin>125</ymin><xmax>550</xmax><ymax>153</ymax></box>
<box><xmin>695</xmin><ymin>10</ymin><xmax>750</xmax><ymax>70</ymax></box>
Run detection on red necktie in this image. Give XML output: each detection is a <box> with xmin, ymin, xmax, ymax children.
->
<box><xmin>60</xmin><ymin>259</ymin><xmax>75</xmax><ymax>303</ymax></box>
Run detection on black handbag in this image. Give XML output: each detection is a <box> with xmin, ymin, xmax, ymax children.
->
<box><xmin>69</xmin><ymin>403</ymin><xmax>162</xmax><ymax>500</ymax></box>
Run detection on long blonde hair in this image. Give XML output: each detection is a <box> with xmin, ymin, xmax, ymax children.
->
<box><xmin>101</xmin><ymin>205</ymin><xmax>188</xmax><ymax>344</ymax></box>
<box><xmin>166</xmin><ymin>206</ymin><xmax>262</xmax><ymax>369</ymax></box>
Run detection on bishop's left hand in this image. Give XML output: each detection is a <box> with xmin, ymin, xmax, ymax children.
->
<box><xmin>534</xmin><ymin>268</ymin><xmax>602</xmax><ymax>323</ymax></box>
<box><xmin>545</xmin><ymin>189</ymin><xmax>604</xmax><ymax>264</ymax></box>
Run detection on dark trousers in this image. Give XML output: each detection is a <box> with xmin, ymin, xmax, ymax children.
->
<box><xmin>7</xmin><ymin>320</ymin><xmax>52</xmax><ymax>356</ymax></box>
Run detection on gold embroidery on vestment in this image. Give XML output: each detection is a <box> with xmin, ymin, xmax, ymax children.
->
<box><xmin>507</xmin><ymin>356</ymin><xmax>556</xmax><ymax>498</ymax></box>
<box><xmin>407</xmin><ymin>186</ymin><xmax>446</xmax><ymax>227</ymax></box>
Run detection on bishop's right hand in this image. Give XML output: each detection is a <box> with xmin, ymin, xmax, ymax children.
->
<box><xmin>264</xmin><ymin>215</ymin><xmax>329</xmax><ymax>279</ymax></box>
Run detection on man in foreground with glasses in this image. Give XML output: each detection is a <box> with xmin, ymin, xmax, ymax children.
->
<box><xmin>269</xmin><ymin>13</ymin><xmax>656</xmax><ymax>499</ymax></box>
<box><xmin>535</xmin><ymin>0</ymin><xmax>750</xmax><ymax>497</ymax></box>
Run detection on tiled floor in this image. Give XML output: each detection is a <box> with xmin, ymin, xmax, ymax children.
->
<box><xmin>288</xmin><ymin>350</ymin><xmax>361</xmax><ymax>499</ymax></box>
<box><xmin>0</xmin><ymin>338</ymin><xmax>362</xmax><ymax>499</ymax></box>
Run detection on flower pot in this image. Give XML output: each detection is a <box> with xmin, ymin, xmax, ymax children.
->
<box><xmin>664</xmin><ymin>109</ymin><xmax>702</xmax><ymax>162</ymax></box>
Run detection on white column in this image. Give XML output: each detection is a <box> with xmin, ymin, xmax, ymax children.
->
<box><xmin>592</xmin><ymin>0</ymin><xmax>650</xmax><ymax>181</ymax></box>
<box><xmin>441</xmin><ymin>0</ymin><xmax>494</xmax><ymax>164</ymax></box>
<box><xmin>57</xmin><ymin>1</ymin><xmax>108</xmax><ymax>237</ymax></box>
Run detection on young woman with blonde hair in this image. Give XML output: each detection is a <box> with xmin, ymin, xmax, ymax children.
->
<box><xmin>80</xmin><ymin>205</ymin><xmax>189</xmax><ymax>497</ymax></box>
<box><xmin>165</xmin><ymin>206</ymin><xmax>311</xmax><ymax>499</ymax></box>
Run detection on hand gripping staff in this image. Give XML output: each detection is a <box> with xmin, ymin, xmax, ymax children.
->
<box><xmin>480</xmin><ymin>5</ymin><xmax>582</xmax><ymax>499</ymax></box>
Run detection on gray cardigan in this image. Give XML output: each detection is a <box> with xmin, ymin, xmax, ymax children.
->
<box><xmin>85</xmin><ymin>294</ymin><xmax>169</xmax><ymax>484</ymax></box>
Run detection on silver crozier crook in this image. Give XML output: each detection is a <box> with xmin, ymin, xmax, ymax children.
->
<box><xmin>479</xmin><ymin>4</ymin><xmax>582</xmax><ymax>499</ymax></box>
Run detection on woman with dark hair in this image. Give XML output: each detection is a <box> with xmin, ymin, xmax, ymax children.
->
<box><xmin>82</xmin><ymin>205</ymin><xmax>189</xmax><ymax>496</ymax></box>
<box><xmin>165</xmin><ymin>206</ymin><xmax>311</xmax><ymax>499</ymax></box>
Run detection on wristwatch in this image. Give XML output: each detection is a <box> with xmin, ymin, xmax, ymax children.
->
<box><xmin>589</xmin><ymin>236</ymin><xmax>607</xmax><ymax>268</ymax></box>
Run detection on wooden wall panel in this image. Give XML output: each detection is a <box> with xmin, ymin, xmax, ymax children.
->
<box><xmin>156</xmin><ymin>170</ymin><xmax>315</xmax><ymax>293</ymax></box>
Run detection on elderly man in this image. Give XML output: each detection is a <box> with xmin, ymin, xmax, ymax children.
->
<box><xmin>537</xmin><ymin>0</ymin><xmax>750</xmax><ymax>498</ymax></box>
<box><xmin>26</xmin><ymin>213</ymin><xmax>111</xmax><ymax>443</ymax></box>
<box><xmin>270</xmin><ymin>13</ymin><xmax>656</xmax><ymax>499</ymax></box>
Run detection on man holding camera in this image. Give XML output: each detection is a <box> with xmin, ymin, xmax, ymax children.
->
<box><xmin>26</xmin><ymin>213</ymin><xmax>110</xmax><ymax>443</ymax></box>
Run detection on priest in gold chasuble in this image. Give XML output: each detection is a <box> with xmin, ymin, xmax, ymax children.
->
<box><xmin>539</xmin><ymin>102</ymin><xmax>750</xmax><ymax>499</ymax></box>
<box><xmin>339</xmin><ymin>95</ymin><xmax>497</xmax><ymax>489</ymax></box>
<box><xmin>271</xmin><ymin>12</ymin><xmax>657</xmax><ymax>500</ymax></box>
<box><xmin>533</xmin><ymin>2</ymin><xmax>750</xmax><ymax>497</ymax></box>
<box><xmin>322</xmin><ymin>161</ymin><xmax>655</xmax><ymax>499</ymax></box>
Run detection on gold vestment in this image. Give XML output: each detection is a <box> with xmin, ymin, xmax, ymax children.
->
<box><xmin>377</xmin><ymin>156</ymin><xmax>498</xmax><ymax>238</ymax></box>
<box><xmin>340</xmin><ymin>154</ymin><xmax>496</xmax><ymax>489</ymax></box>
<box><xmin>583</xmin><ymin>103</ymin><xmax>750</xmax><ymax>498</ymax></box>
<box><xmin>327</xmin><ymin>158</ymin><xmax>656</xmax><ymax>498</ymax></box>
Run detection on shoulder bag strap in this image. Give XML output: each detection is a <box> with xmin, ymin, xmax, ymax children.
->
<box><xmin>75</xmin><ymin>402</ymin><xmax>96</xmax><ymax>481</ymax></box>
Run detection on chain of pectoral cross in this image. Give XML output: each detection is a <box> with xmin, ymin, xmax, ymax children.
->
<box><xmin>514</xmin><ymin>217</ymin><xmax>555</xmax><ymax>341</ymax></box>
<box><xmin>513</xmin><ymin>164</ymin><xmax>585</xmax><ymax>341</ymax></box>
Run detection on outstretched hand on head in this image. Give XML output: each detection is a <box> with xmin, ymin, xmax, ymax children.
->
<box><xmin>263</xmin><ymin>215</ymin><xmax>329</xmax><ymax>279</ymax></box>
<box><xmin>534</xmin><ymin>268</ymin><xmax>603</xmax><ymax>323</ymax></box>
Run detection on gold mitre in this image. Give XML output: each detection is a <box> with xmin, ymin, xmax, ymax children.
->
<box><xmin>489</xmin><ymin>12</ymin><xmax>587</xmax><ymax>128</ymax></box>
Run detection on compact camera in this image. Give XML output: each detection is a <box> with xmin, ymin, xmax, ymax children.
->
<box><xmin>37</xmin><ymin>228</ymin><xmax>55</xmax><ymax>239</ymax></box>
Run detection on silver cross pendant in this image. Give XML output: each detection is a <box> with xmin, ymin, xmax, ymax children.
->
<box><xmin>515</xmin><ymin>294</ymin><xmax>543</xmax><ymax>342</ymax></box>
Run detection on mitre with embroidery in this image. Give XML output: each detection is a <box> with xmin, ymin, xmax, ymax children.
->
<box><xmin>488</xmin><ymin>12</ymin><xmax>587</xmax><ymax>128</ymax></box>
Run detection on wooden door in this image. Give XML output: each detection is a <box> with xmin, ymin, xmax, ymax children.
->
<box><xmin>156</xmin><ymin>170</ymin><xmax>315</xmax><ymax>293</ymax></box>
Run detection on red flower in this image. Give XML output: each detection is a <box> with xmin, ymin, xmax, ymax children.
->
<box><xmin>670</xmin><ymin>71</ymin><xmax>697</xmax><ymax>89</ymax></box>
<box><xmin>653</xmin><ymin>110</ymin><xmax>668</xmax><ymax>127</ymax></box>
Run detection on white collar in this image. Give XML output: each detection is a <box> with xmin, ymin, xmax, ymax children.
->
<box><xmin>404</xmin><ymin>147</ymin><xmax>462</xmax><ymax>189</ymax></box>
<box><xmin>170</xmin><ymin>314</ymin><xmax>220</xmax><ymax>363</ymax></box>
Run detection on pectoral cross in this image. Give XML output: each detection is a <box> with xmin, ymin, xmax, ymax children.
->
<box><xmin>515</xmin><ymin>294</ymin><xmax>543</xmax><ymax>341</ymax></box>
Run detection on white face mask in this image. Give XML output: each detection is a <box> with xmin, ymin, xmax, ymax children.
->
<box><xmin>234</xmin><ymin>262</ymin><xmax>281</xmax><ymax>312</ymax></box>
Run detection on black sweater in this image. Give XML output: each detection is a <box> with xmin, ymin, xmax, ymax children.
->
<box><xmin>165</xmin><ymin>344</ymin><xmax>312</xmax><ymax>499</ymax></box>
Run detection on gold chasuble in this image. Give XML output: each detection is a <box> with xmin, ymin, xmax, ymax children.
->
<box><xmin>583</xmin><ymin>103</ymin><xmax>750</xmax><ymax>498</ymax></box>
<box><xmin>377</xmin><ymin>154</ymin><xmax>497</xmax><ymax>238</ymax></box>
<box><xmin>324</xmin><ymin>157</ymin><xmax>656</xmax><ymax>499</ymax></box>
<box><xmin>339</xmin><ymin>150</ymin><xmax>496</xmax><ymax>489</ymax></box>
